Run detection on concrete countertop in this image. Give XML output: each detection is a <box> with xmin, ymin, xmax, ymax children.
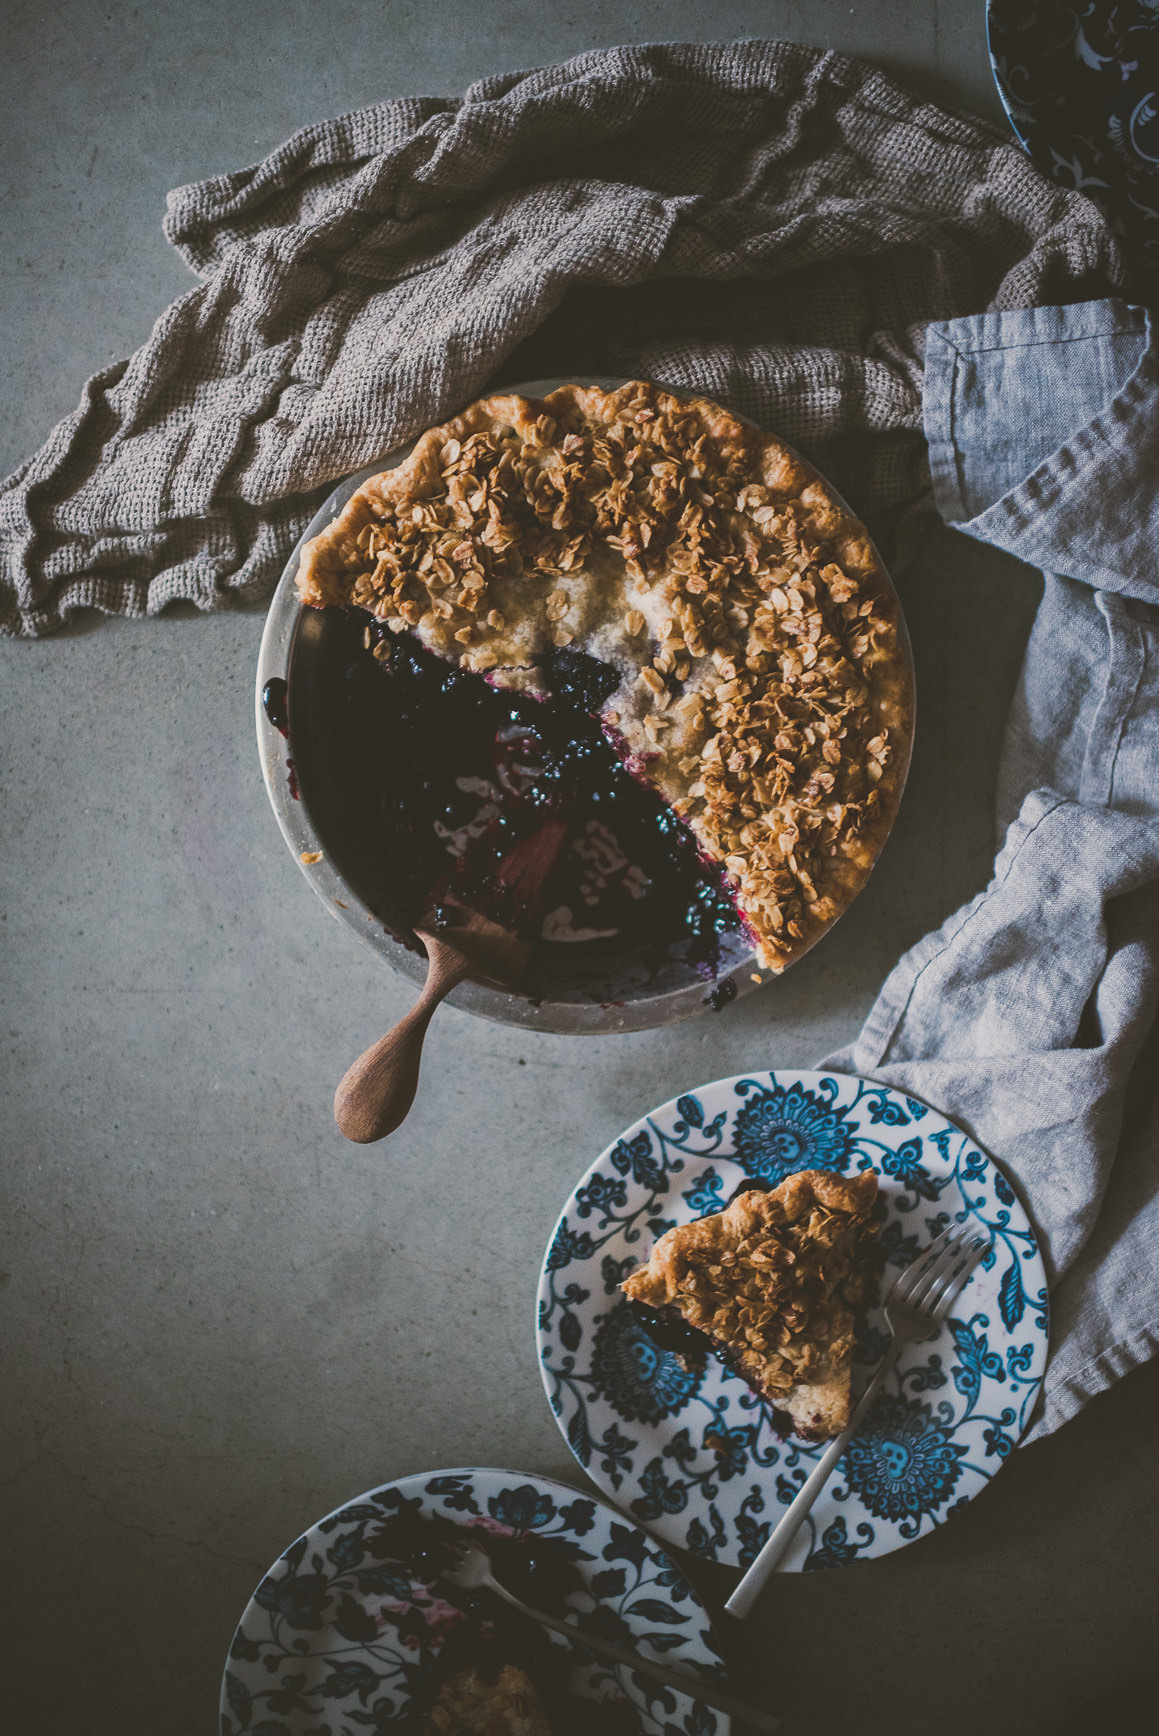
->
<box><xmin>3</xmin><ymin>4</ymin><xmax>1157</xmax><ymax>1733</ymax></box>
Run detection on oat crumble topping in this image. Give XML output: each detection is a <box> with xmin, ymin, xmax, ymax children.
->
<box><xmin>620</xmin><ymin>1169</ymin><xmax>881</xmax><ymax>1439</ymax></box>
<box><xmin>297</xmin><ymin>382</ymin><xmax>913</xmax><ymax>970</ymax></box>
<box><xmin>422</xmin><ymin>1663</ymin><xmax>553</xmax><ymax>1735</ymax></box>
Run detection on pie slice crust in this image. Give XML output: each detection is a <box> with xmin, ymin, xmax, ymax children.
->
<box><xmin>297</xmin><ymin>381</ymin><xmax>913</xmax><ymax>972</ymax></box>
<box><xmin>620</xmin><ymin>1168</ymin><xmax>881</xmax><ymax>1440</ymax></box>
<box><xmin>421</xmin><ymin>1661</ymin><xmax>555</xmax><ymax>1735</ymax></box>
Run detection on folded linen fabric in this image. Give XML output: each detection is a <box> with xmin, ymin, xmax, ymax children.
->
<box><xmin>824</xmin><ymin>299</ymin><xmax>1159</xmax><ymax>1442</ymax></box>
<box><xmin>0</xmin><ymin>39</ymin><xmax>1122</xmax><ymax>636</ymax></box>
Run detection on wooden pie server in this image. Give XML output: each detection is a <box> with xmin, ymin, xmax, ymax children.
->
<box><xmin>333</xmin><ymin>817</ymin><xmax>568</xmax><ymax>1143</ymax></box>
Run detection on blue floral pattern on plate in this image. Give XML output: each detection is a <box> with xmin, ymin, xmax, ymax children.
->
<box><xmin>536</xmin><ymin>1072</ymin><xmax>1048</xmax><ymax>1571</ymax></box>
<box><xmin>988</xmin><ymin>0</ymin><xmax>1159</xmax><ymax>272</ymax></box>
<box><xmin>220</xmin><ymin>1467</ymin><xmax>730</xmax><ymax>1734</ymax></box>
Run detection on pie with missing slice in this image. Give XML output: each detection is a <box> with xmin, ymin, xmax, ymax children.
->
<box><xmin>297</xmin><ymin>381</ymin><xmax>912</xmax><ymax>972</ymax></box>
<box><xmin>620</xmin><ymin>1169</ymin><xmax>881</xmax><ymax>1440</ymax></box>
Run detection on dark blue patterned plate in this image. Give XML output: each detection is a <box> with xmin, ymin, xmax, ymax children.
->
<box><xmin>537</xmin><ymin>1072</ymin><xmax>1048</xmax><ymax>1572</ymax></box>
<box><xmin>988</xmin><ymin>0</ymin><xmax>1159</xmax><ymax>268</ymax></box>
<box><xmin>220</xmin><ymin>1466</ymin><xmax>730</xmax><ymax>1734</ymax></box>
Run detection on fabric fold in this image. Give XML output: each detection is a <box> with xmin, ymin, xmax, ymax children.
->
<box><xmin>825</xmin><ymin>297</ymin><xmax>1159</xmax><ymax>1442</ymax></box>
<box><xmin>1</xmin><ymin>39</ymin><xmax>1122</xmax><ymax>636</ymax></box>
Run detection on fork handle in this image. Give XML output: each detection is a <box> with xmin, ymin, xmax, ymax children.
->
<box><xmin>487</xmin><ymin>1579</ymin><xmax>780</xmax><ymax>1731</ymax></box>
<box><xmin>724</xmin><ymin>1340</ymin><xmax>903</xmax><ymax>1618</ymax></box>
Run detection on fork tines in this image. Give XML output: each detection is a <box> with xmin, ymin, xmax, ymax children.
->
<box><xmin>894</xmin><ymin>1221</ymin><xmax>988</xmax><ymax>1308</ymax></box>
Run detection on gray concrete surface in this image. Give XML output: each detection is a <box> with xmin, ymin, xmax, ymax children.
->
<box><xmin>3</xmin><ymin>4</ymin><xmax>1158</xmax><ymax>1734</ymax></box>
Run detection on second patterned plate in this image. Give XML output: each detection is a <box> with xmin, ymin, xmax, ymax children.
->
<box><xmin>220</xmin><ymin>1466</ymin><xmax>731</xmax><ymax>1734</ymax></box>
<box><xmin>536</xmin><ymin>1071</ymin><xmax>1048</xmax><ymax>1572</ymax></box>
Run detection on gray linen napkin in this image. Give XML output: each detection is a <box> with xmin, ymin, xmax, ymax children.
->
<box><xmin>0</xmin><ymin>39</ymin><xmax>1122</xmax><ymax>637</ymax></box>
<box><xmin>824</xmin><ymin>299</ymin><xmax>1159</xmax><ymax>1442</ymax></box>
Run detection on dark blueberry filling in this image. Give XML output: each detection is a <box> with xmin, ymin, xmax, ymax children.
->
<box><xmin>728</xmin><ymin>1176</ymin><xmax>771</xmax><ymax>1204</ymax></box>
<box><xmin>483</xmin><ymin>1534</ymin><xmax>581</xmax><ymax>1612</ymax></box>
<box><xmin>632</xmin><ymin>1295</ymin><xmax>786</xmax><ymax>1412</ymax></box>
<box><xmin>288</xmin><ymin>609</ymin><xmax>743</xmax><ymax>981</ymax></box>
<box><xmin>629</xmin><ymin>1300</ymin><xmax>710</xmax><ymax>1365</ymax></box>
<box><xmin>262</xmin><ymin>675</ymin><xmax>290</xmax><ymax>735</ymax></box>
<box><xmin>368</xmin><ymin>1510</ymin><xmax>461</xmax><ymax>1582</ymax></box>
<box><xmin>704</xmin><ymin>977</ymin><xmax>738</xmax><ymax>1012</ymax></box>
<box><xmin>542</xmin><ymin>644</ymin><xmax>622</xmax><ymax>715</ymax></box>
<box><xmin>367</xmin><ymin>1517</ymin><xmax>610</xmax><ymax>1732</ymax></box>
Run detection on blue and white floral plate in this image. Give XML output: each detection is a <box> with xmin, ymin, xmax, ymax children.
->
<box><xmin>537</xmin><ymin>1072</ymin><xmax>1048</xmax><ymax>1572</ymax></box>
<box><xmin>988</xmin><ymin>0</ymin><xmax>1159</xmax><ymax>271</ymax></box>
<box><xmin>220</xmin><ymin>1465</ymin><xmax>731</xmax><ymax>1734</ymax></box>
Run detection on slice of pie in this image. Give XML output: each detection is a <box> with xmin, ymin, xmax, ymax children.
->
<box><xmin>620</xmin><ymin>1169</ymin><xmax>881</xmax><ymax>1440</ymax></box>
<box><xmin>421</xmin><ymin>1661</ymin><xmax>555</xmax><ymax>1735</ymax></box>
<box><xmin>296</xmin><ymin>382</ymin><xmax>912</xmax><ymax>973</ymax></box>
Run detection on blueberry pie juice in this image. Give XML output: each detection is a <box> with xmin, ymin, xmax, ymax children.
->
<box><xmin>288</xmin><ymin>608</ymin><xmax>744</xmax><ymax>993</ymax></box>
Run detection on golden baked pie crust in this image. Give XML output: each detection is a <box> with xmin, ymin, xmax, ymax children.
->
<box><xmin>620</xmin><ymin>1169</ymin><xmax>880</xmax><ymax>1440</ymax></box>
<box><xmin>421</xmin><ymin>1661</ymin><xmax>554</xmax><ymax>1735</ymax></box>
<box><xmin>297</xmin><ymin>382</ymin><xmax>913</xmax><ymax>971</ymax></box>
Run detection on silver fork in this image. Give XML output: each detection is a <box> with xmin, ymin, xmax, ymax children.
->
<box><xmin>724</xmin><ymin>1220</ymin><xmax>989</xmax><ymax>1618</ymax></box>
<box><xmin>443</xmin><ymin>1535</ymin><xmax>781</xmax><ymax>1732</ymax></box>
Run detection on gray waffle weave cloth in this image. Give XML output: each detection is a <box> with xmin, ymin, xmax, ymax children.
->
<box><xmin>825</xmin><ymin>299</ymin><xmax>1159</xmax><ymax>1442</ymax></box>
<box><xmin>0</xmin><ymin>39</ymin><xmax>1121</xmax><ymax>636</ymax></box>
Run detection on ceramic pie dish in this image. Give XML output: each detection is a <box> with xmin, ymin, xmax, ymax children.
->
<box><xmin>256</xmin><ymin>377</ymin><xmax>913</xmax><ymax>1033</ymax></box>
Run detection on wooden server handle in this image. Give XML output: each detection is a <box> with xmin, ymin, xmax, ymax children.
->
<box><xmin>333</xmin><ymin>931</ymin><xmax>471</xmax><ymax>1143</ymax></box>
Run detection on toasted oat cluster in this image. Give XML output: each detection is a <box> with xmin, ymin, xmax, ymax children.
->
<box><xmin>620</xmin><ymin>1170</ymin><xmax>881</xmax><ymax>1440</ymax></box>
<box><xmin>297</xmin><ymin>382</ymin><xmax>912</xmax><ymax>970</ymax></box>
<box><xmin>422</xmin><ymin>1662</ymin><xmax>554</xmax><ymax>1735</ymax></box>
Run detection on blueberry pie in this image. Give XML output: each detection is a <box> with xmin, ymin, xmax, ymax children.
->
<box><xmin>620</xmin><ymin>1168</ymin><xmax>881</xmax><ymax>1440</ymax></box>
<box><xmin>297</xmin><ymin>382</ymin><xmax>912</xmax><ymax>970</ymax></box>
